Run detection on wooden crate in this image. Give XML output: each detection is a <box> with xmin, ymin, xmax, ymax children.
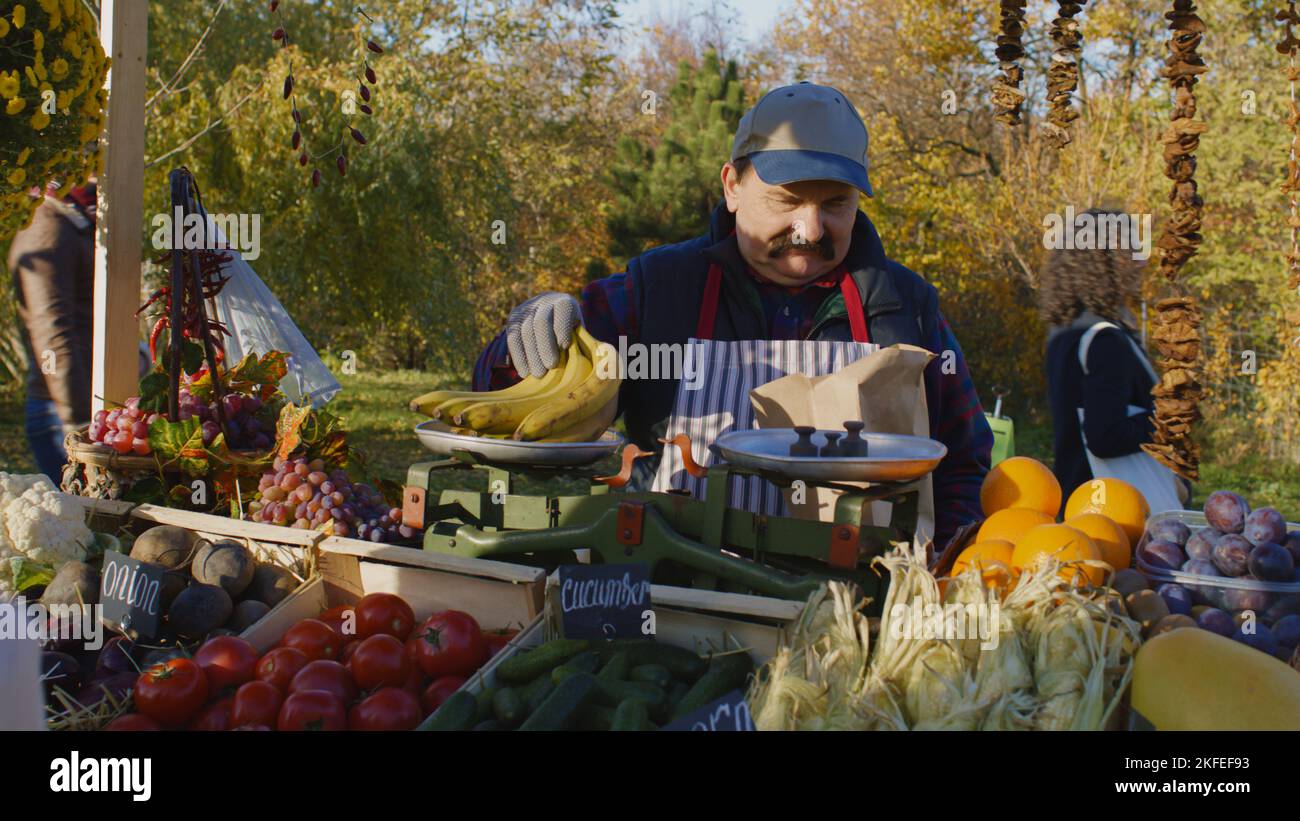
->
<box><xmin>462</xmin><ymin>579</ymin><xmax>803</xmax><ymax>696</ymax></box>
<box><xmin>241</xmin><ymin>536</ymin><xmax>546</xmax><ymax>653</ymax></box>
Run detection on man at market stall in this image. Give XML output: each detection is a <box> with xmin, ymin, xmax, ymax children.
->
<box><xmin>473</xmin><ymin>82</ymin><xmax>993</xmax><ymax>548</ymax></box>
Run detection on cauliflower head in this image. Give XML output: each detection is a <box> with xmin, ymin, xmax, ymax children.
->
<box><xmin>2</xmin><ymin>480</ymin><xmax>93</xmax><ymax>567</ymax></box>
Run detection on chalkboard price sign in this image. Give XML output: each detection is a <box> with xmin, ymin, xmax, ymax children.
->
<box><xmin>556</xmin><ymin>563</ymin><xmax>652</xmax><ymax>640</ymax></box>
<box><xmin>99</xmin><ymin>550</ymin><xmax>166</xmax><ymax>640</ymax></box>
<box><xmin>661</xmin><ymin>689</ymin><xmax>755</xmax><ymax>732</ymax></box>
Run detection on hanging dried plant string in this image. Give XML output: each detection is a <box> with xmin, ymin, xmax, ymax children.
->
<box><xmin>991</xmin><ymin>1</ymin><xmax>1028</xmax><ymax>126</ymax></box>
<box><xmin>269</xmin><ymin>1</ymin><xmax>383</xmax><ymax>188</ymax></box>
<box><xmin>1143</xmin><ymin>0</ymin><xmax>1208</xmax><ymax>482</ymax></box>
<box><xmin>1279</xmin><ymin>3</ymin><xmax>1300</xmax><ymax>343</ymax></box>
<box><xmin>1043</xmin><ymin>1</ymin><xmax>1086</xmax><ymax>149</ymax></box>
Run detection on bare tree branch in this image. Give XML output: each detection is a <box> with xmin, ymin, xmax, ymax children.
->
<box><xmin>144</xmin><ymin>0</ymin><xmax>230</xmax><ymax>120</ymax></box>
<box><xmin>144</xmin><ymin>82</ymin><xmax>261</xmax><ymax>170</ymax></box>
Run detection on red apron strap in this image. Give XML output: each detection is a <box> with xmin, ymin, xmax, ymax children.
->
<box><xmin>840</xmin><ymin>272</ymin><xmax>870</xmax><ymax>344</ymax></box>
<box><xmin>695</xmin><ymin>262</ymin><xmax>724</xmax><ymax>340</ymax></box>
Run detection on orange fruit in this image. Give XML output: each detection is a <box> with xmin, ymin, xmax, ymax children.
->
<box><xmin>1010</xmin><ymin>524</ymin><xmax>1104</xmax><ymax>588</ymax></box>
<box><xmin>976</xmin><ymin>560</ymin><xmax>1016</xmax><ymax>597</ymax></box>
<box><xmin>1063</xmin><ymin>477</ymin><xmax>1150</xmax><ymax>546</ymax></box>
<box><xmin>1066</xmin><ymin>512</ymin><xmax>1132</xmax><ymax>572</ymax></box>
<box><xmin>979</xmin><ymin>456</ymin><xmax>1062</xmax><ymax>517</ymax></box>
<box><xmin>951</xmin><ymin>539</ymin><xmax>1015</xmax><ymax>577</ymax></box>
<box><xmin>976</xmin><ymin>507</ymin><xmax>1055</xmax><ymax>546</ymax></box>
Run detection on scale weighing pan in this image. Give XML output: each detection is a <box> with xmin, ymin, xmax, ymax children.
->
<box><xmin>414</xmin><ymin>421</ymin><xmax>623</xmax><ymax>466</ymax></box>
<box><xmin>712</xmin><ymin>429</ymin><xmax>947</xmax><ymax>483</ymax></box>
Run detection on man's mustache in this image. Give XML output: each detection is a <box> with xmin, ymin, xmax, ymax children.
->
<box><xmin>768</xmin><ymin>232</ymin><xmax>836</xmax><ymax>259</ymax></box>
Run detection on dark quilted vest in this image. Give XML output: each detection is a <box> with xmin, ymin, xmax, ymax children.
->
<box><xmin>619</xmin><ymin>203</ymin><xmax>940</xmax><ymax>482</ymax></box>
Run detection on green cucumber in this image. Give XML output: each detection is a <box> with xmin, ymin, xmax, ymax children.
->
<box><xmin>670</xmin><ymin>652</ymin><xmax>754</xmax><ymax>720</ymax></box>
<box><xmin>550</xmin><ymin>650</ymin><xmax>601</xmax><ymax>683</ymax></box>
<box><xmin>577</xmin><ymin>704</ymin><xmax>616</xmax><ymax>731</ymax></box>
<box><xmin>667</xmin><ymin>681</ymin><xmax>690</xmax><ymax>709</ymax></box>
<box><xmin>495</xmin><ymin>638</ymin><xmax>590</xmax><ymax>685</ymax></box>
<box><xmin>629</xmin><ymin>663</ymin><xmax>672</xmax><ymax>690</ymax></box>
<box><xmin>610</xmin><ymin>698</ymin><xmax>653</xmax><ymax>731</ymax></box>
<box><xmin>598</xmin><ymin>652</ymin><xmax>632</xmax><ymax>682</ymax></box>
<box><xmin>475</xmin><ymin>686</ymin><xmax>498</xmax><ymax>722</ymax></box>
<box><xmin>591</xmin><ymin>679</ymin><xmax>668</xmax><ymax>722</ymax></box>
<box><xmin>473</xmin><ymin>719</ymin><xmax>502</xmax><ymax>731</ymax></box>
<box><xmin>522</xmin><ymin>675</ymin><xmax>556</xmax><ymax>714</ymax></box>
<box><xmin>519</xmin><ymin>672</ymin><xmax>599</xmax><ymax>731</ymax></box>
<box><xmin>493</xmin><ymin>687</ymin><xmax>526</xmax><ymax>728</ymax></box>
<box><xmin>417</xmin><ymin>690</ymin><xmax>478</xmax><ymax>731</ymax></box>
<box><xmin>594</xmin><ymin>640</ymin><xmax>706</xmax><ymax>682</ymax></box>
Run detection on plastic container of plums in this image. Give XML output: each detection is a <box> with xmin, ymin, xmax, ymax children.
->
<box><xmin>1135</xmin><ymin>506</ymin><xmax>1300</xmax><ymax>633</ymax></box>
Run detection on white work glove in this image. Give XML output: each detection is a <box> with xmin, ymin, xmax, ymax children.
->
<box><xmin>504</xmin><ymin>292</ymin><xmax>581</xmax><ymax>378</ymax></box>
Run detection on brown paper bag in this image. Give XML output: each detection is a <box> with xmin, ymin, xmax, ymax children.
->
<box><xmin>749</xmin><ymin>344</ymin><xmax>937</xmax><ymax>542</ymax></box>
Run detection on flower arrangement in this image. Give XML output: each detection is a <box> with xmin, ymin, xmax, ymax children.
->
<box><xmin>0</xmin><ymin>0</ymin><xmax>109</xmax><ymax>238</ymax></box>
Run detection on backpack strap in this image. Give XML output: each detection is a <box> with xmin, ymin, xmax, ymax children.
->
<box><xmin>1078</xmin><ymin>321</ymin><xmax>1158</xmax><ymax>383</ymax></box>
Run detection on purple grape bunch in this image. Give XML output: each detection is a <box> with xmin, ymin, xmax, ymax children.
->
<box><xmin>246</xmin><ymin>455</ymin><xmax>414</xmax><ymax>543</ymax></box>
<box><xmin>179</xmin><ymin>387</ymin><xmax>273</xmax><ymax>451</ymax></box>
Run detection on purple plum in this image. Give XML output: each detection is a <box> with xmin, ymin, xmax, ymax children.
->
<box><xmin>1282</xmin><ymin>532</ymin><xmax>1300</xmax><ymax>566</ymax></box>
<box><xmin>1204</xmin><ymin>490</ymin><xmax>1250</xmax><ymax>534</ymax></box>
<box><xmin>1146</xmin><ymin>519</ymin><xmax>1191</xmax><ymax>547</ymax></box>
<box><xmin>1266</xmin><ymin>596</ymin><xmax>1300</xmax><ymax>623</ymax></box>
<box><xmin>1223</xmin><ymin>576</ymin><xmax>1273</xmax><ymax>614</ymax></box>
<box><xmin>1196</xmin><ymin>607</ymin><xmax>1236</xmax><ymax>637</ymax></box>
<box><xmin>1247</xmin><ymin>542</ymin><xmax>1295</xmax><ymax>583</ymax></box>
<box><xmin>1274</xmin><ymin>614</ymin><xmax>1300</xmax><ymax>651</ymax></box>
<box><xmin>1243</xmin><ymin>507</ymin><xmax>1288</xmax><ymax>546</ymax></box>
<box><xmin>1140</xmin><ymin>540</ymin><xmax>1187</xmax><ymax>572</ymax></box>
<box><xmin>1212</xmin><ymin>534</ymin><xmax>1252</xmax><ymax>577</ymax></box>
<box><xmin>1231</xmin><ymin>623</ymin><xmax>1279</xmax><ymax>656</ymax></box>
<box><xmin>1184</xmin><ymin>528</ymin><xmax>1220</xmax><ymax>561</ymax></box>
<box><xmin>1181</xmin><ymin>558</ymin><xmax>1222</xmax><ymax>577</ymax></box>
<box><xmin>1156</xmin><ymin>583</ymin><xmax>1194</xmax><ymax>616</ymax></box>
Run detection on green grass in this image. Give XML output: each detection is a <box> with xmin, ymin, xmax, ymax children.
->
<box><xmin>3</xmin><ymin>370</ymin><xmax>1298</xmax><ymax>517</ymax></box>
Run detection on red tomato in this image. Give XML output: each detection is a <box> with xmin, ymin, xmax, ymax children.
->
<box><xmin>483</xmin><ymin>629</ymin><xmax>519</xmax><ymax>657</ymax></box>
<box><xmin>232</xmin><ymin>724</ymin><xmax>272</xmax><ymax>731</ymax></box>
<box><xmin>420</xmin><ymin>675</ymin><xmax>466</xmax><ymax>716</ymax></box>
<box><xmin>349</xmin><ymin>687</ymin><xmax>422</xmax><ymax>731</ymax></box>
<box><xmin>231</xmin><ymin>680</ymin><xmax>284</xmax><ymax>728</ymax></box>
<box><xmin>189</xmin><ymin>697</ymin><xmax>233</xmax><ymax>731</ymax></box>
<box><xmin>411</xmin><ymin>610</ymin><xmax>488</xmax><ymax>678</ymax></box>
<box><xmin>255</xmin><ymin>646</ymin><xmax>310</xmax><ymax>693</ymax></box>
<box><xmin>340</xmin><ymin>639</ymin><xmax>360</xmax><ymax>666</ymax></box>
<box><xmin>134</xmin><ymin>658</ymin><xmax>209</xmax><ymax>727</ymax></box>
<box><xmin>277</xmin><ymin>690</ymin><xmax>347</xmax><ymax>731</ymax></box>
<box><xmin>348</xmin><ymin>634</ymin><xmax>410</xmax><ymax>690</ymax></box>
<box><xmin>282</xmin><ymin>618</ymin><xmax>342</xmax><ymax>661</ymax></box>
<box><xmin>289</xmin><ymin>659</ymin><xmax>358</xmax><ymax>706</ymax></box>
<box><xmin>103</xmin><ymin>713</ymin><xmax>162</xmax><ymax>731</ymax></box>
<box><xmin>193</xmin><ymin>635</ymin><xmax>259</xmax><ymax>692</ymax></box>
<box><xmin>401</xmin><ymin>664</ymin><xmax>424</xmax><ymax>699</ymax></box>
<box><xmin>317</xmin><ymin>604</ymin><xmax>358</xmax><ymax>639</ymax></box>
<box><xmin>355</xmin><ymin>593</ymin><xmax>416</xmax><ymax>641</ymax></box>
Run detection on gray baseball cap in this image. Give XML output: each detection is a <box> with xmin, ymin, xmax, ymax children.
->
<box><xmin>730</xmin><ymin>82</ymin><xmax>873</xmax><ymax>197</ymax></box>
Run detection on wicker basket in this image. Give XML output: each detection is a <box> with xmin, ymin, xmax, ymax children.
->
<box><xmin>61</xmin><ymin>426</ymin><xmax>161</xmax><ymax>501</ymax></box>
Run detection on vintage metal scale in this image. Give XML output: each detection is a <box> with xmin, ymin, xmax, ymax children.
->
<box><xmin>400</xmin><ymin>423</ymin><xmax>946</xmax><ymax>603</ymax></box>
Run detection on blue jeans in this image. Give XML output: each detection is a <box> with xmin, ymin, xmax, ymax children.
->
<box><xmin>24</xmin><ymin>398</ymin><xmax>67</xmax><ymax>485</ymax></box>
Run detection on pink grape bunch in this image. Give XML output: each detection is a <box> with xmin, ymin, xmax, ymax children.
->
<box><xmin>247</xmin><ymin>455</ymin><xmax>415</xmax><ymax>543</ymax></box>
<box><xmin>88</xmin><ymin>397</ymin><xmax>155</xmax><ymax>455</ymax></box>
<box><xmin>88</xmin><ymin>389</ymin><xmax>273</xmax><ymax>455</ymax></box>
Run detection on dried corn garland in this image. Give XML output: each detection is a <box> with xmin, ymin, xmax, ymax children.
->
<box><xmin>991</xmin><ymin>1</ymin><xmax>1028</xmax><ymax>126</ymax></box>
<box><xmin>1043</xmin><ymin>1</ymin><xmax>1087</xmax><ymax>148</ymax></box>
<box><xmin>1279</xmin><ymin>3</ymin><xmax>1300</xmax><ymax>344</ymax></box>
<box><xmin>1144</xmin><ymin>0</ymin><xmax>1208</xmax><ymax>481</ymax></box>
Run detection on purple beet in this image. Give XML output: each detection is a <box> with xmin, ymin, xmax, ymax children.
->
<box><xmin>94</xmin><ymin>636</ymin><xmax>138</xmax><ymax>677</ymax></box>
<box><xmin>1196</xmin><ymin>607</ymin><xmax>1236</xmax><ymax>637</ymax></box>
<box><xmin>1140</xmin><ymin>540</ymin><xmax>1187</xmax><ymax>572</ymax></box>
<box><xmin>1204</xmin><ymin>490</ymin><xmax>1250</xmax><ymax>534</ymax></box>
<box><xmin>1247</xmin><ymin>542</ymin><xmax>1295</xmax><ymax>583</ymax></box>
<box><xmin>1146</xmin><ymin>519</ymin><xmax>1191</xmax><ymax>547</ymax></box>
<box><xmin>1212</xmin><ymin>534</ymin><xmax>1253</xmax><ymax>577</ymax></box>
<box><xmin>40</xmin><ymin>651</ymin><xmax>82</xmax><ymax>695</ymax></box>
<box><xmin>72</xmin><ymin>672</ymin><xmax>137</xmax><ymax>709</ymax></box>
<box><xmin>1157</xmin><ymin>583</ymin><xmax>1194</xmax><ymax>616</ymax></box>
<box><xmin>1223</xmin><ymin>576</ymin><xmax>1273</xmax><ymax>614</ymax></box>
<box><xmin>1274</xmin><ymin>614</ymin><xmax>1300</xmax><ymax>651</ymax></box>
<box><xmin>1243</xmin><ymin>507</ymin><xmax>1288</xmax><ymax>546</ymax></box>
<box><xmin>1232</xmin><ymin>623</ymin><xmax>1279</xmax><ymax>656</ymax></box>
<box><xmin>1184</xmin><ymin>528</ymin><xmax>1220</xmax><ymax>561</ymax></box>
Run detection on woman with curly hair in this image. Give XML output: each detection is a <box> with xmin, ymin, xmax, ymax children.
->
<box><xmin>1040</xmin><ymin>209</ymin><xmax>1186</xmax><ymax>513</ymax></box>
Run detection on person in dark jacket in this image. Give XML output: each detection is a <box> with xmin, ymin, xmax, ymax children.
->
<box><xmin>6</xmin><ymin>181</ymin><xmax>97</xmax><ymax>483</ymax></box>
<box><xmin>1040</xmin><ymin>211</ymin><xmax>1188</xmax><ymax>513</ymax></box>
<box><xmin>473</xmin><ymin>83</ymin><xmax>993</xmax><ymax>548</ymax></box>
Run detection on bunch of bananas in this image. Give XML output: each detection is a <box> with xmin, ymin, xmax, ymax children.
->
<box><xmin>409</xmin><ymin>326</ymin><xmax>621</xmax><ymax>442</ymax></box>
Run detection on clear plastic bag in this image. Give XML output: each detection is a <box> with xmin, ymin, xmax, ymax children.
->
<box><xmin>199</xmin><ymin>208</ymin><xmax>341</xmax><ymax>407</ymax></box>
